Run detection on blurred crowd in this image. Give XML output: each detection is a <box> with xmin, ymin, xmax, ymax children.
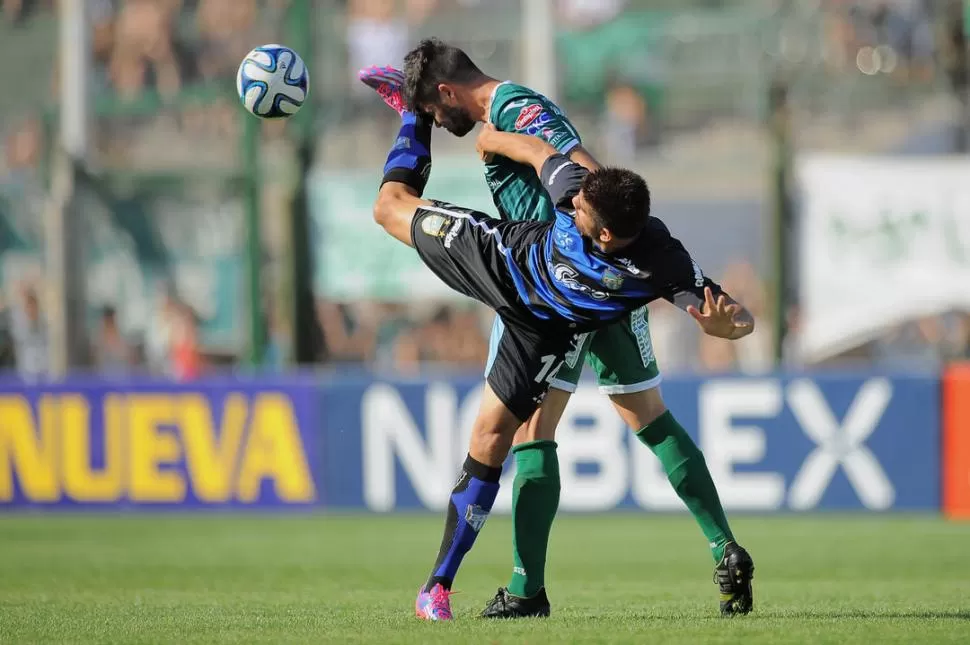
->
<box><xmin>2</xmin><ymin>0</ymin><xmax>960</xmax><ymax>166</ymax></box>
<box><xmin>825</xmin><ymin>0</ymin><xmax>938</xmax><ymax>78</ymax></box>
<box><xmin>3</xmin><ymin>0</ymin><xmax>281</xmax><ymax>97</ymax></box>
<box><xmin>315</xmin><ymin>300</ymin><xmax>489</xmax><ymax>373</ymax></box>
<box><xmin>0</xmin><ymin>280</ymin><xmax>208</xmax><ymax>381</ymax></box>
<box><xmin>3</xmin><ymin>258</ymin><xmax>968</xmax><ymax>382</ymax></box>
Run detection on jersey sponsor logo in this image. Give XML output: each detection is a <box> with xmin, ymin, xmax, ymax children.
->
<box><xmin>444</xmin><ymin>219</ymin><xmax>463</xmax><ymax>249</ymax></box>
<box><xmin>420</xmin><ymin>213</ymin><xmax>451</xmax><ymax>238</ymax></box>
<box><xmin>393</xmin><ymin>135</ymin><xmax>410</xmax><ymax>150</ymax></box>
<box><xmin>602</xmin><ymin>269</ymin><xmax>624</xmax><ymax>290</ymax></box>
<box><xmin>524</xmin><ymin>112</ymin><xmax>554</xmax><ymax>136</ymax></box>
<box><xmin>515</xmin><ymin>104</ymin><xmax>544</xmax><ymax>130</ymax></box>
<box><xmin>500</xmin><ymin>98</ymin><xmax>530</xmax><ymax>115</ymax></box>
<box><xmin>616</xmin><ymin>257</ymin><xmax>649</xmax><ymax>277</ymax></box>
<box><xmin>555</xmin><ymin>230</ymin><xmax>575</xmax><ymax>250</ymax></box>
<box><xmin>552</xmin><ymin>263</ymin><xmax>610</xmax><ymax>300</ymax></box>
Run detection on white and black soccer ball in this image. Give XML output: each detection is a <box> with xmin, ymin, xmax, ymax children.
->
<box><xmin>236</xmin><ymin>44</ymin><xmax>309</xmax><ymax>119</ymax></box>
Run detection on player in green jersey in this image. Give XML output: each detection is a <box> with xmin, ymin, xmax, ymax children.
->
<box><xmin>360</xmin><ymin>39</ymin><xmax>754</xmax><ymax>618</ymax></box>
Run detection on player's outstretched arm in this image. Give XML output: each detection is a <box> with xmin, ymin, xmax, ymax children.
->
<box><xmin>686</xmin><ymin>286</ymin><xmax>755</xmax><ymax>340</ymax></box>
<box><xmin>476</xmin><ymin>124</ymin><xmax>559</xmax><ymax>177</ymax></box>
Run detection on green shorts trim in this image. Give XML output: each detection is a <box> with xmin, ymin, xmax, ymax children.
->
<box><xmin>550</xmin><ymin>305</ymin><xmax>661</xmax><ymax>394</ymax></box>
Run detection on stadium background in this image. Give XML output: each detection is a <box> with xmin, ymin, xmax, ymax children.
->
<box><xmin>1</xmin><ymin>1</ymin><xmax>970</xmax><ymax>643</ymax></box>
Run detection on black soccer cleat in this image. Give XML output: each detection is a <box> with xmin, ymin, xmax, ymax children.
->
<box><xmin>481</xmin><ymin>587</ymin><xmax>551</xmax><ymax>619</ymax></box>
<box><xmin>715</xmin><ymin>542</ymin><xmax>754</xmax><ymax>616</ymax></box>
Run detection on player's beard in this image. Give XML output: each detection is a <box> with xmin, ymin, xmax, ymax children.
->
<box><xmin>575</xmin><ymin>212</ymin><xmax>601</xmax><ymax>244</ymax></box>
<box><xmin>439</xmin><ymin>105</ymin><xmax>476</xmax><ymax>137</ymax></box>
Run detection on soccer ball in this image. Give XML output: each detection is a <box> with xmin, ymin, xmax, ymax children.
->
<box><xmin>236</xmin><ymin>44</ymin><xmax>309</xmax><ymax>119</ymax></box>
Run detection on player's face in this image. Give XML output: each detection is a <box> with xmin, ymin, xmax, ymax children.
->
<box><xmin>423</xmin><ymin>84</ymin><xmax>477</xmax><ymax>137</ymax></box>
<box><xmin>572</xmin><ymin>191</ymin><xmax>605</xmax><ymax>242</ymax></box>
<box><xmin>426</xmin><ymin>103</ymin><xmax>476</xmax><ymax>137</ymax></box>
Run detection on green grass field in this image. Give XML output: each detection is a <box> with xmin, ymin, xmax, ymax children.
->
<box><xmin>0</xmin><ymin>514</ymin><xmax>968</xmax><ymax>644</ymax></box>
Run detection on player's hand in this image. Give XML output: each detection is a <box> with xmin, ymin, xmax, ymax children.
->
<box><xmin>358</xmin><ymin>65</ymin><xmax>407</xmax><ymax>115</ymax></box>
<box><xmin>476</xmin><ymin>123</ymin><xmax>497</xmax><ymax>162</ymax></box>
<box><xmin>686</xmin><ymin>287</ymin><xmax>755</xmax><ymax>340</ymax></box>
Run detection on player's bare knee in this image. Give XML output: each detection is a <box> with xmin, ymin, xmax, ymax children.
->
<box><xmin>469</xmin><ymin>421</ymin><xmax>515</xmax><ymax>467</ymax></box>
<box><xmin>610</xmin><ymin>387</ymin><xmax>667</xmax><ymax>429</ymax></box>
<box><xmin>513</xmin><ymin>388</ymin><xmax>570</xmax><ymax>446</ymax></box>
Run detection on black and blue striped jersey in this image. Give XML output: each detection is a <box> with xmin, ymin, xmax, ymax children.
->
<box><xmin>498</xmin><ymin>155</ymin><xmax>721</xmax><ymax>329</ymax></box>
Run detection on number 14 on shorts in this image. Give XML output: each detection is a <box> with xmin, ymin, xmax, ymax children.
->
<box><xmin>534</xmin><ymin>354</ymin><xmax>563</xmax><ymax>384</ymax></box>
<box><xmin>534</xmin><ymin>334</ymin><xmax>583</xmax><ymax>385</ymax></box>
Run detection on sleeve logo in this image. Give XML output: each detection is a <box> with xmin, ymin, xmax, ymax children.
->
<box><xmin>421</xmin><ymin>213</ymin><xmax>452</xmax><ymax>237</ymax></box>
<box><xmin>500</xmin><ymin>98</ymin><xmax>530</xmax><ymax>115</ymax></box>
<box><xmin>548</xmin><ymin>161</ymin><xmax>571</xmax><ymax>185</ymax></box>
<box><xmin>515</xmin><ymin>104</ymin><xmax>544</xmax><ymax>130</ymax></box>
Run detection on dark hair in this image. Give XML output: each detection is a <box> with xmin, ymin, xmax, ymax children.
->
<box><xmin>403</xmin><ymin>38</ymin><xmax>484</xmax><ymax>112</ymax></box>
<box><xmin>580</xmin><ymin>168</ymin><xmax>651</xmax><ymax>239</ymax></box>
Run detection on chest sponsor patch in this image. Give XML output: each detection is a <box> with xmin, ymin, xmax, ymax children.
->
<box><xmin>515</xmin><ymin>104</ymin><xmax>544</xmax><ymax>130</ymax></box>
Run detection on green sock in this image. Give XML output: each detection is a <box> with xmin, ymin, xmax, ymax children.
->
<box><xmin>507</xmin><ymin>440</ymin><xmax>560</xmax><ymax>598</ymax></box>
<box><xmin>636</xmin><ymin>411</ymin><xmax>735</xmax><ymax>563</ymax></box>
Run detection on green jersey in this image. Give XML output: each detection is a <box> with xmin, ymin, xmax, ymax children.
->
<box><xmin>486</xmin><ymin>82</ymin><xmax>582</xmax><ymax>223</ymax></box>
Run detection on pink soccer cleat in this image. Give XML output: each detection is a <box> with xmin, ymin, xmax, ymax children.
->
<box><xmin>358</xmin><ymin>65</ymin><xmax>408</xmax><ymax>115</ymax></box>
<box><xmin>415</xmin><ymin>583</ymin><xmax>455</xmax><ymax>621</ymax></box>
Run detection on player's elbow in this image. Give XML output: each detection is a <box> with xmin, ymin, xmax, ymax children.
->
<box><xmin>568</xmin><ymin>145</ymin><xmax>602</xmax><ymax>172</ymax></box>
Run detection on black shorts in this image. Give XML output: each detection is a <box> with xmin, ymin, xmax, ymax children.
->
<box><xmin>411</xmin><ymin>202</ymin><xmax>581</xmax><ymax>422</ymax></box>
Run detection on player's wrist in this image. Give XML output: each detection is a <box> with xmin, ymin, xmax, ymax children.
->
<box><xmin>478</xmin><ymin>129</ymin><xmax>502</xmax><ymax>154</ymax></box>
